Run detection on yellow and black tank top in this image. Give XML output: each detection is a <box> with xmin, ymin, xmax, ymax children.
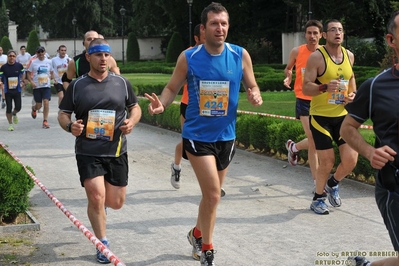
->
<box><xmin>310</xmin><ymin>46</ymin><xmax>353</xmax><ymax>117</ymax></box>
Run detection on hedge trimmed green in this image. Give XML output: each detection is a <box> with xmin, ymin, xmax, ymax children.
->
<box><xmin>0</xmin><ymin>147</ymin><xmax>35</xmax><ymax>223</ymax></box>
<box><xmin>138</xmin><ymin>97</ymin><xmax>376</xmax><ymax>182</ymax></box>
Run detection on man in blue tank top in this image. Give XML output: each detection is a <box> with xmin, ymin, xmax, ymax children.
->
<box><xmin>145</xmin><ymin>3</ymin><xmax>262</xmax><ymax>265</ymax></box>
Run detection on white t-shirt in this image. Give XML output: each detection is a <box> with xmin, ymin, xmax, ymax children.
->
<box><xmin>0</xmin><ymin>54</ymin><xmax>8</xmax><ymax>68</ymax></box>
<box><xmin>27</xmin><ymin>58</ymin><xmax>53</xmax><ymax>88</ymax></box>
<box><xmin>16</xmin><ymin>53</ymin><xmax>32</xmax><ymax>69</ymax></box>
<box><xmin>51</xmin><ymin>56</ymin><xmax>69</xmax><ymax>83</ymax></box>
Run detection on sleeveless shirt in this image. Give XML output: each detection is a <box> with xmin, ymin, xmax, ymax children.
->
<box><xmin>310</xmin><ymin>46</ymin><xmax>353</xmax><ymax>117</ymax></box>
<box><xmin>294</xmin><ymin>44</ymin><xmax>313</xmax><ymax>101</ymax></box>
<box><xmin>182</xmin><ymin>43</ymin><xmax>243</xmax><ymax>142</ymax></box>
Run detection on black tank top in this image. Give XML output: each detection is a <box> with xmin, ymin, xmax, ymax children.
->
<box><xmin>73</xmin><ymin>51</ymin><xmax>90</xmax><ymax>78</ymax></box>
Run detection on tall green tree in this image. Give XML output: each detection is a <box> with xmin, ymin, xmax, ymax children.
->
<box><xmin>0</xmin><ymin>0</ymin><xmax>9</xmax><ymax>38</ymax></box>
<box><xmin>26</xmin><ymin>30</ymin><xmax>40</xmax><ymax>55</ymax></box>
<box><xmin>0</xmin><ymin>36</ymin><xmax>12</xmax><ymax>52</ymax></box>
<box><xmin>126</xmin><ymin>32</ymin><xmax>140</xmax><ymax>61</ymax></box>
<box><xmin>165</xmin><ymin>31</ymin><xmax>184</xmax><ymax>63</ymax></box>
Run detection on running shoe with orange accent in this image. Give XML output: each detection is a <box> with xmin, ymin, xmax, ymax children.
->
<box><xmin>31</xmin><ymin>108</ymin><xmax>37</xmax><ymax>119</ymax></box>
<box><xmin>42</xmin><ymin>120</ymin><xmax>50</xmax><ymax>129</ymax></box>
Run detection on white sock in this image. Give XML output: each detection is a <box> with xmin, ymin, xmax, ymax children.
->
<box><xmin>291</xmin><ymin>143</ymin><xmax>298</xmax><ymax>153</ymax></box>
<box><xmin>173</xmin><ymin>163</ymin><xmax>181</xmax><ymax>170</ymax></box>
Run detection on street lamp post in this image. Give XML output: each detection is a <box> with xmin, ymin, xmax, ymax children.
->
<box><xmin>308</xmin><ymin>0</ymin><xmax>312</xmax><ymax>20</ymax></box>
<box><xmin>72</xmin><ymin>16</ymin><xmax>77</xmax><ymax>56</ymax></box>
<box><xmin>119</xmin><ymin>6</ymin><xmax>126</xmax><ymax>64</ymax></box>
<box><xmin>187</xmin><ymin>0</ymin><xmax>193</xmax><ymax>47</ymax></box>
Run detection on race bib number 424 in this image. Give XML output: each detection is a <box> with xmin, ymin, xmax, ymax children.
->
<box><xmin>199</xmin><ymin>80</ymin><xmax>230</xmax><ymax>116</ymax></box>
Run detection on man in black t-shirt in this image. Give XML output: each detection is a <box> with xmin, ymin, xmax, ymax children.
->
<box><xmin>341</xmin><ymin>10</ymin><xmax>399</xmax><ymax>266</ymax></box>
<box><xmin>58</xmin><ymin>39</ymin><xmax>141</xmax><ymax>264</ymax></box>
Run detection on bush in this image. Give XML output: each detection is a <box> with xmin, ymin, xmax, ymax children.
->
<box><xmin>346</xmin><ymin>37</ymin><xmax>382</xmax><ymax>67</ymax></box>
<box><xmin>0</xmin><ymin>147</ymin><xmax>35</xmax><ymax>223</ymax></box>
<box><xmin>165</xmin><ymin>32</ymin><xmax>185</xmax><ymax>63</ymax></box>
<box><xmin>0</xmin><ymin>36</ymin><xmax>12</xmax><ymax>52</ymax></box>
<box><xmin>26</xmin><ymin>30</ymin><xmax>40</xmax><ymax>56</ymax></box>
<box><xmin>127</xmin><ymin>32</ymin><xmax>140</xmax><ymax>62</ymax></box>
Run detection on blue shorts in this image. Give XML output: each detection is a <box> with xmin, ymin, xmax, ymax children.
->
<box><xmin>33</xmin><ymin>87</ymin><xmax>51</xmax><ymax>103</ymax></box>
<box><xmin>295</xmin><ymin>98</ymin><xmax>310</xmax><ymax>119</ymax></box>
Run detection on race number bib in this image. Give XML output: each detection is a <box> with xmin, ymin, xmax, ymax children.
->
<box><xmin>327</xmin><ymin>80</ymin><xmax>348</xmax><ymax>105</ymax></box>
<box><xmin>8</xmin><ymin>77</ymin><xmax>18</xmax><ymax>89</ymax></box>
<box><xmin>37</xmin><ymin>73</ymin><xmax>49</xmax><ymax>87</ymax></box>
<box><xmin>86</xmin><ymin>109</ymin><xmax>116</xmax><ymax>141</ymax></box>
<box><xmin>199</xmin><ymin>80</ymin><xmax>229</xmax><ymax>116</ymax></box>
<box><xmin>58</xmin><ymin>67</ymin><xmax>67</xmax><ymax>79</ymax></box>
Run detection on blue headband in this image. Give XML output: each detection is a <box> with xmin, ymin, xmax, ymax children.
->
<box><xmin>87</xmin><ymin>44</ymin><xmax>112</xmax><ymax>55</ymax></box>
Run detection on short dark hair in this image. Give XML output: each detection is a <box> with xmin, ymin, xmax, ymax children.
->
<box><xmin>58</xmin><ymin>45</ymin><xmax>67</xmax><ymax>51</ymax></box>
<box><xmin>387</xmin><ymin>10</ymin><xmax>399</xmax><ymax>36</ymax></box>
<box><xmin>201</xmin><ymin>2</ymin><xmax>228</xmax><ymax>27</ymax></box>
<box><xmin>305</xmin><ymin>20</ymin><xmax>323</xmax><ymax>33</ymax></box>
<box><xmin>88</xmin><ymin>38</ymin><xmax>109</xmax><ymax>49</ymax></box>
<box><xmin>323</xmin><ymin>19</ymin><xmax>341</xmax><ymax>32</ymax></box>
<box><xmin>194</xmin><ymin>24</ymin><xmax>201</xmax><ymax>39</ymax></box>
<box><xmin>20</xmin><ymin>45</ymin><xmax>26</xmax><ymax>50</ymax></box>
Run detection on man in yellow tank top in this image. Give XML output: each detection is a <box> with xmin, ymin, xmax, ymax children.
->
<box><xmin>283</xmin><ymin>20</ymin><xmax>322</xmax><ymax>193</ymax></box>
<box><xmin>303</xmin><ymin>19</ymin><xmax>358</xmax><ymax>215</ymax></box>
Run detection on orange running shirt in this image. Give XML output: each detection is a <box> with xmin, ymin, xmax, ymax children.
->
<box><xmin>294</xmin><ymin>44</ymin><xmax>313</xmax><ymax>101</ymax></box>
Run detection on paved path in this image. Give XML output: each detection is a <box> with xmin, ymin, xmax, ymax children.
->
<box><xmin>1</xmin><ymin>95</ymin><xmax>395</xmax><ymax>265</ymax></box>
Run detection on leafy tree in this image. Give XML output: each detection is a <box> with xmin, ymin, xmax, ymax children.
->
<box><xmin>165</xmin><ymin>31</ymin><xmax>184</xmax><ymax>63</ymax></box>
<box><xmin>0</xmin><ymin>0</ymin><xmax>8</xmax><ymax>38</ymax></box>
<box><xmin>26</xmin><ymin>30</ymin><xmax>40</xmax><ymax>56</ymax></box>
<box><xmin>0</xmin><ymin>36</ymin><xmax>12</xmax><ymax>52</ymax></box>
<box><xmin>126</xmin><ymin>32</ymin><xmax>140</xmax><ymax>62</ymax></box>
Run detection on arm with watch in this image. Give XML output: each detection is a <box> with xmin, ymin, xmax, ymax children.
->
<box><xmin>58</xmin><ymin>111</ymin><xmax>84</xmax><ymax>136</ymax></box>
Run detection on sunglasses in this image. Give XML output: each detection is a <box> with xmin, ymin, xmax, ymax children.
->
<box><xmin>37</xmin><ymin>50</ymin><xmax>45</xmax><ymax>53</ymax></box>
<box><xmin>8</xmin><ymin>55</ymin><xmax>16</xmax><ymax>57</ymax></box>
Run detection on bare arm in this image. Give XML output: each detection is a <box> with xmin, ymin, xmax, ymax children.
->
<box><xmin>283</xmin><ymin>47</ymin><xmax>298</xmax><ymax>89</ymax></box>
<box><xmin>144</xmin><ymin>51</ymin><xmax>188</xmax><ymax>115</ymax></box>
<box><xmin>58</xmin><ymin>110</ymin><xmax>84</xmax><ymax>136</ymax></box>
<box><xmin>109</xmin><ymin>57</ymin><xmax>120</xmax><ymax>75</ymax></box>
<box><xmin>340</xmin><ymin>115</ymin><xmax>396</xmax><ymax>169</ymax></box>
<box><xmin>241</xmin><ymin>48</ymin><xmax>263</xmax><ymax>106</ymax></box>
<box><xmin>119</xmin><ymin>104</ymin><xmax>142</xmax><ymax>135</ymax></box>
<box><xmin>303</xmin><ymin>51</ymin><xmax>341</xmax><ymax>96</ymax></box>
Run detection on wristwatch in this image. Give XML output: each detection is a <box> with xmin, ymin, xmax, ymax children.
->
<box><xmin>66</xmin><ymin>122</ymin><xmax>73</xmax><ymax>132</ymax></box>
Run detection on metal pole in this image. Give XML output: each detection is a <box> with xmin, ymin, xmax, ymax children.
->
<box><xmin>122</xmin><ymin>15</ymin><xmax>124</xmax><ymax>64</ymax></box>
<box><xmin>188</xmin><ymin>3</ymin><xmax>192</xmax><ymax>46</ymax></box>
<box><xmin>308</xmin><ymin>0</ymin><xmax>312</xmax><ymax>20</ymax></box>
<box><xmin>73</xmin><ymin>25</ymin><xmax>76</xmax><ymax>56</ymax></box>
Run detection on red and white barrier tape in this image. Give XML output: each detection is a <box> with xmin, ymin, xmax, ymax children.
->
<box><xmin>236</xmin><ymin>110</ymin><xmax>374</xmax><ymax>130</ymax></box>
<box><xmin>169</xmin><ymin>100</ymin><xmax>374</xmax><ymax>130</ymax></box>
<box><xmin>0</xmin><ymin>142</ymin><xmax>126</xmax><ymax>266</ymax></box>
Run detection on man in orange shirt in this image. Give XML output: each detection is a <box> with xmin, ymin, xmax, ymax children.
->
<box><xmin>170</xmin><ymin>24</ymin><xmax>204</xmax><ymax>189</ymax></box>
<box><xmin>283</xmin><ymin>20</ymin><xmax>323</xmax><ymax>192</ymax></box>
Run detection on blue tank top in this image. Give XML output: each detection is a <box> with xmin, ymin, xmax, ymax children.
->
<box><xmin>182</xmin><ymin>43</ymin><xmax>243</xmax><ymax>142</ymax></box>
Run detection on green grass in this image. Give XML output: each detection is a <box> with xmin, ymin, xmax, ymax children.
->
<box><xmin>126</xmin><ymin>73</ymin><xmax>373</xmax><ymax>128</ymax></box>
<box><xmin>123</xmin><ymin>73</ymin><xmax>171</xmax><ymax>86</ymax></box>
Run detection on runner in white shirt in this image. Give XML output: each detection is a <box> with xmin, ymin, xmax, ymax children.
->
<box><xmin>27</xmin><ymin>46</ymin><xmax>56</xmax><ymax>129</ymax></box>
<box><xmin>51</xmin><ymin>45</ymin><xmax>69</xmax><ymax>105</ymax></box>
<box><xmin>16</xmin><ymin>45</ymin><xmax>31</xmax><ymax>97</ymax></box>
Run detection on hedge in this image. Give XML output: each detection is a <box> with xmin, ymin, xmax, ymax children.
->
<box><xmin>138</xmin><ymin>97</ymin><xmax>376</xmax><ymax>184</ymax></box>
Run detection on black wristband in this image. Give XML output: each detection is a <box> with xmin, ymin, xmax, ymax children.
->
<box><xmin>318</xmin><ymin>84</ymin><xmax>328</xmax><ymax>92</ymax></box>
